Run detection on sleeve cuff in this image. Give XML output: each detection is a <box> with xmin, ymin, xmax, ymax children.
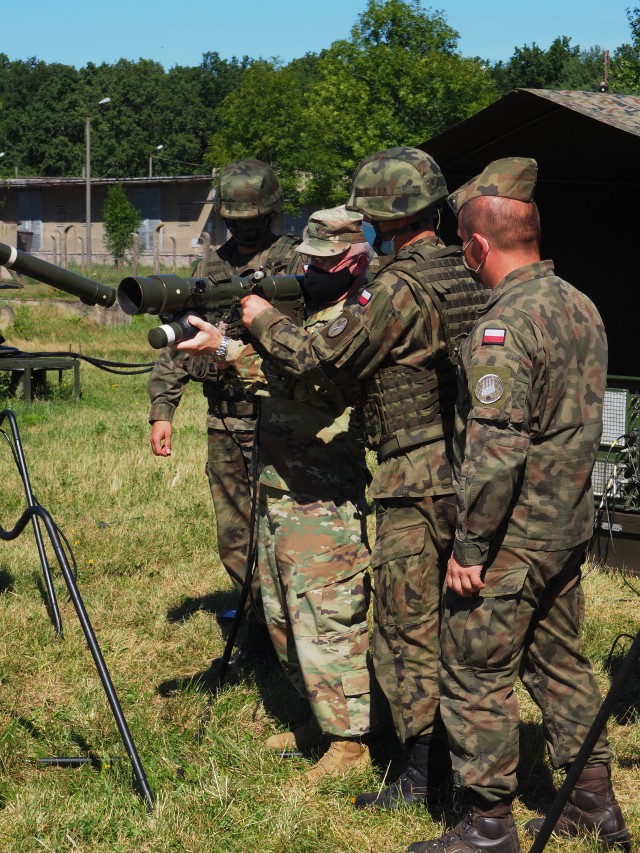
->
<box><xmin>453</xmin><ymin>535</ymin><xmax>490</xmax><ymax>566</ymax></box>
<box><xmin>222</xmin><ymin>339</ymin><xmax>246</xmax><ymax>363</ymax></box>
<box><xmin>149</xmin><ymin>402</ymin><xmax>176</xmax><ymax>423</ymax></box>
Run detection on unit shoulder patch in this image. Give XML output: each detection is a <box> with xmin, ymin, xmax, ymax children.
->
<box><xmin>471</xmin><ymin>364</ymin><xmax>513</xmax><ymax>410</ymax></box>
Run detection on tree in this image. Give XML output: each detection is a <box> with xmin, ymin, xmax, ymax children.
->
<box><xmin>102</xmin><ymin>184</ymin><xmax>141</xmax><ymax>266</ymax></box>
<box><xmin>611</xmin><ymin>7</ymin><xmax>640</xmax><ymax>93</ymax></box>
<box><xmin>299</xmin><ymin>0</ymin><xmax>497</xmax><ymax>206</ymax></box>
<box><xmin>491</xmin><ymin>37</ymin><xmax>606</xmax><ymax>96</ymax></box>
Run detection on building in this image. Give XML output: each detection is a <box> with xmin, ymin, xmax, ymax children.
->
<box><xmin>0</xmin><ymin>174</ymin><xmax>307</xmax><ymax>271</ymax></box>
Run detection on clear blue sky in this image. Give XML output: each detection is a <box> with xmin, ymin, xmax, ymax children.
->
<box><xmin>2</xmin><ymin>0</ymin><xmax>632</xmax><ymax>68</ymax></box>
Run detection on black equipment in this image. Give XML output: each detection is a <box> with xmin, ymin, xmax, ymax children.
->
<box><xmin>0</xmin><ymin>241</ymin><xmax>116</xmax><ymax>307</ymax></box>
<box><xmin>117</xmin><ymin>269</ymin><xmax>304</xmax><ymax>348</ymax></box>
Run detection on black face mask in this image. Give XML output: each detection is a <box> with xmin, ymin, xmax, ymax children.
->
<box><xmin>225</xmin><ymin>216</ymin><xmax>271</xmax><ymax>247</ymax></box>
<box><xmin>302</xmin><ymin>265</ymin><xmax>355</xmax><ymax>303</ymax></box>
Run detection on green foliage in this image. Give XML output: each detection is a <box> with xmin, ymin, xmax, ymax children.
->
<box><xmin>102</xmin><ymin>184</ymin><xmax>141</xmax><ymax>265</ymax></box>
<box><xmin>611</xmin><ymin>8</ymin><xmax>640</xmax><ymax>93</ymax></box>
<box><xmin>207</xmin><ymin>0</ymin><xmax>497</xmax><ymax>209</ymax></box>
<box><xmin>491</xmin><ymin>37</ymin><xmax>605</xmax><ymax>96</ymax></box>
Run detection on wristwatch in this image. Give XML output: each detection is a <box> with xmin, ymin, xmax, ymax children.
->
<box><xmin>214</xmin><ymin>335</ymin><xmax>230</xmax><ymax>361</ymax></box>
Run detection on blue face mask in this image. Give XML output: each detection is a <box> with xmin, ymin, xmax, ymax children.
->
<box><xmin>371</xmin><ymin>222</ymin><xmax>395</xmax><ymax>255</ymax></box>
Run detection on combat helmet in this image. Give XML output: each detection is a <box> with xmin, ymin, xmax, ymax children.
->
<box><xmin>213</xmin><ymin>158</ymin><xmax>284</xmax><ymax>219</ymax></box>
<box><xmin>346</xmin><ymin>147</ymin><xmax>448</xmax><ymax>222</ymax></box>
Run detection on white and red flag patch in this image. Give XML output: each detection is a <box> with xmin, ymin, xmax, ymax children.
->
<box><xmin>358</xmin><ymin>289</ymin><xmax>372</xmax><ymax>306</ymax></box>
<box><xmin>482</xmin><ymin>327</ymin><xmax>506</xmax><ymax>346</ymax></box>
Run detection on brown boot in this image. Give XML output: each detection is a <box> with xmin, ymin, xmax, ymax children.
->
<box><xmin>265</xmin><ymin>717</ymin><xmax>324</xmax><ymax>752</ymax></box>
<box><xmin>304</xmin><ymin>737</ymin><xmax>370</xmax><ymax>782</ymax></box>
<box><xmin>525</xmin><ymin>763</ymin><xmax>631</xmax><ymax>850</ymax></box>
<box><xmin>409</xmin><ymin>801</ymin><xmax>520</xmax><ymax>852</ymax></box>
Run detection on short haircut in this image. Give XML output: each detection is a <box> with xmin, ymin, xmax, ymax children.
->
<box><xmin>351</xmin><ymin>241</ymin><xmax>375</xmax><ymax>263</ymax></box>
<box><xmin>459</xmin><ymin>196</ymin><xmax>541</xmax><ymax>253</ymax></box>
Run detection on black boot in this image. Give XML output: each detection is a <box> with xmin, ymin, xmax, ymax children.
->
<box><xmin>408</xmin><ymin>801</ymin><xmax>520</xmax><ymax>853</ymax></box>
<box><xmin>354</xmin><ymin>734</ymin><xmax>451</xmax><ymax>810</ymax></box>
<box><xmin>525</xmin><ymin>763</ymin><xmax>631</xmax><ymax>850</ymax></box>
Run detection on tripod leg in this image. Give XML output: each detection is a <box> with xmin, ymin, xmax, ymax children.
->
<box><xmin>528</xmin><ymin>631</ymin><xmax>640</xmax><ymax>853</ymax></box>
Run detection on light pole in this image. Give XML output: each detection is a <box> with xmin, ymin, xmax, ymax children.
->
<box><xmin>148</xmin><ymin>145</ymin><xmax>163</xmax><ymax>178</ymax></box>
<box><xmin>85</xmin><ymin>96</ymin><xmax>111</xmax><ymax>271</ymax></box>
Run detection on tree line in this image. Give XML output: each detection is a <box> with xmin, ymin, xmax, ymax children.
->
<box><xmin>2</xmin><ymin>0</ymin><xmax>640</xmax><ymax>211</ymax></box>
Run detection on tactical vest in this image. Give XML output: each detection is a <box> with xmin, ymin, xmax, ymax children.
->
<box><xmin>363</xmin><ymin>244</ymin><xmax>489</xmax><ymax>462</ymax></box>
<box><xmin>200</xmin><ymin>234</ymin><xmax>301</xmax><ymax>413</ymax></box>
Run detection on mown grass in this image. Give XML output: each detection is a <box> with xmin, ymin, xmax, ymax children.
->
<box><xmin>0</xmin><ymin>296</ymin><xmax>638</xmax><ymax>852</ymax></box>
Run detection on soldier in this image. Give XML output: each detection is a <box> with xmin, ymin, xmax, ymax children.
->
<box><xmin>148</xmin><ymin>159</ymin><xmax>300</xmax><ymax>652</ymax></box>
<box><xmin>408</xmin><ymin>158</ymin><xmax>630</xmax><ymax>852</ymax></box>
<box><xmin>238</xmin><ymin>148</ymin><xmax>489</xmax><ymax>809</ymax></box>
<box><xmin>177</xmin><ymin>206</ymin><xmax>374</xmax><ymax>781</ymax></box>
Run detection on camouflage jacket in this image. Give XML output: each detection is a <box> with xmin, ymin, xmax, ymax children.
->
<box><xmin>147</xmin><ymin>233</ymin><xmax>301</xmax><ymax>431</ymax></box>
<box><xmin>249</xmin><ymin>236</ymin><xmax>475</xmax><ymax>499</ymax></box>
<box><xmin>230</xmin><ymin>296</ymin><xmax>368</xmax><ymax>499</ymax></box>
<box><xmin>452</xmin><ymin>260</ymin><xmax>607</xmax><ymax>566</ymax></box>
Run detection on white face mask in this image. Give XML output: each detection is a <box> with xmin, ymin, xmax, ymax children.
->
<box><xmin>461</xmin><ymin>235</ymin><xmax>486</xmax><ymax>276</ymax></box>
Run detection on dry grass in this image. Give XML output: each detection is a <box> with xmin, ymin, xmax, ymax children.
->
<box><xmin>0</xmin><ymin>299</ymin><xmax>638</xmax><ymax>851</ymax></box>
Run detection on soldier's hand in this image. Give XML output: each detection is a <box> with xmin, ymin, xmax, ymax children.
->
<box><xmin>150</xmin><ymin>420</ymin><xmax>172</xmax><ymax>457</ymax></box>
<box><xmin>240</xmin><ymin>294</ymin><xmax>271</xmax><ymax>328</ymax></box>
<box><xmin>446</xmin><ymin>556</ymin><xmax>485</xmax><ymax>597</ymax></box>
<box><xmin>176</xmin><ymin>315</ymin><xmax>223</xmax><ymax>354</ymax></box>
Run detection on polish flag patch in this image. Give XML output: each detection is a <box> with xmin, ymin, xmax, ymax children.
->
<box><xmin>358</xmin><ymin>289</ymin><xmax>372</xmax><ymax>306</ymax></box>
<box><xmin>482</xmin><ymin>327</ymin><xmax>506</xmax><ymax>346</ymax></box>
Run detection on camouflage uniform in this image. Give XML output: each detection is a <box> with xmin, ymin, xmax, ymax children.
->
<box><xmin>441</xmin><ymin>159</ymin><xmax>612</xmax><ymax>805</ymax></box>
<box><xmin>228</xmin><ymin>209</ymin><xmax>373</xmax><ymax>736</ymax></box>
<box><xmin>148</xmin><ymin>159</ymin><xmax>300</xmax><ymax>602</ymax></box>
<box><xmin>248</xmin><ymin>150</ymin><xmax>488</xmax><ymax>745</ymax></box>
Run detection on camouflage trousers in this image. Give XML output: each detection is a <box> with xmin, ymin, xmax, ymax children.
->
<box><xmin>257</xmin><ymin>486</ymin><xmax>372</xmax><ymax>737</ymax></box>
<box><xmin>439</xmin><ymin>542</ymin><xmax>612</xmax><ymax>804</ymax></box>
<box><xmin>206</xmin><ymin>427</ymin><xmax>259</xmax><ymax>611</ymax></box>
<box><xmin>370</xmin><ymin>494</ymin><xmax>456</xmax><ymax>743</ymax></box>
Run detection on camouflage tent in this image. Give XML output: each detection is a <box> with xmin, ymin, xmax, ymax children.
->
<box><xmin>422</xmin><ymin>88</ymin><xmax>640</xmax><ymax>377</ymax></box>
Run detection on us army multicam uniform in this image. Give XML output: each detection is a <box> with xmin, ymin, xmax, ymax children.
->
<box><xmin>148</xmin><ymin>232</ymin><xmax>300</xmax><ymax>596</ymax></box>
<box><xmin>230</xmin><ymin>288</ymin><xmax>372</xmax><ymax>736</ymax></box>
<box><xmin>249</xmin><ymin>233</ymin><xmax>488</xmax><ymax>743</ymax></box>
<box><xmin>440</xmin><ymin>162</ymin><xmax>612</xmax><ymax>805</ymax></box>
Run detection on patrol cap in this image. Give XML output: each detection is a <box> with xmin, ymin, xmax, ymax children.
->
<box><xmin>447</xmin><ymin>157</ymin><xmax>538</xmax><ymax>217</ymax></box>
<box><xmin>296</xmin><ymin>205</ymin><xmax>365</xmax><ymax>257</ymax></box>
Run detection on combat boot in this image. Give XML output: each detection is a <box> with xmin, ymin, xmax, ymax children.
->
<box><xmin>304</xmin><ymin>737</ymin><xmax>370</xmax><ymax>782</ymax></box>
<box><xmin>408</xmin><ymin>801</ymin><xmax>520</xmax><ymax>853</ymax></box>
<box><xmin>354</xmin><ymin>735</ymin><xmax>451</xmax><ymax>810</ymax></box>
<box><xmin>524</xmin><ymin>763</ymin><xmax>631</xmax><ymax>850</ymax></box>
<box><xmin>265</xmin><ymin>717</ymin><xmax>324</xmax><ymax>752</ymax></box>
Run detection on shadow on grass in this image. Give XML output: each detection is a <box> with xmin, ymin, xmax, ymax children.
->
<box><xmin>166</xmin><ymin>588</ymin><xmax>238</xmax><ymax>623</ymax></box>
<box><xmin>0</xmin><ymin>567</ymin><xmax>14</xmax><ymax>593</ymax></box>
<box><xmin>604</xmin><ymin>633</ymin><xmax>640</xmax><ymax>724</ymax></box>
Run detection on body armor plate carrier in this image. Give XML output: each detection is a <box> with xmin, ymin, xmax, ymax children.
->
<box><xmin>364</xmin><ymin>244</ymin><xmax>489</xmax><ymax>462</ymax></box>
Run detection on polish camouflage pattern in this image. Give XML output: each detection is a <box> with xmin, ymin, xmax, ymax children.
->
<box><xmin>147</xmin><ymin>232</ymin><xmax>301</xmax><ymax>594</ymax></box>
<box><xmin>257</xmin><ymin>487</ymin><xmax>371</xmax><ymax>736</ymax></box>
<box><xmin>246</xmin><ymin>234</ymin><xmax>486</xmax><ymax>742</ymax></box>
<box><xmin>213</xmin><ymin>158</ymin><xmax>283</xmax><ymax>218</ymax></box>
<box><xmin>451</xmin><ymin>260</ymin><xmax>606</xmax><ymax>567</ymax></box>
<box><xmin>297</xmin><ymin>205</ymin><xmax>365</xmax><ymax>257</ymax></box>
<box><xmin>447</xmin><ymin>157</ymin><xmax>538</xmax><ymax>217</ymax></box>
<box><xmin>227</xmin><ymin>296</ymin><xmax>372</xmax><ymax>735</ymax></box>
<box><xmin>372</xmin><ymin>493</ymin><xmax>456</xmax><ymax>743</ymax></box>
<box><xmin>346</xmin><ymin>147</ymin><xmax>448</xmax><ymax>221</ymax></box>
<box><xmin>440</xmin><ymin>259</ymin><xmax>611</xmax><ymax>803</ymax></box>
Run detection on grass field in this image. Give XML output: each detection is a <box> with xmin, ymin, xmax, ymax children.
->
<box><xmin>0</xmin><ymin>288</ymin><xmax>638</xmax><ymax>852</ymax></box>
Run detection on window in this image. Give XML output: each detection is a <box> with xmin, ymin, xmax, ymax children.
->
<box><xmin>178</xmin><ymin>203</ymin><xmax>191</xmax><ymax>226</ymax></box>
